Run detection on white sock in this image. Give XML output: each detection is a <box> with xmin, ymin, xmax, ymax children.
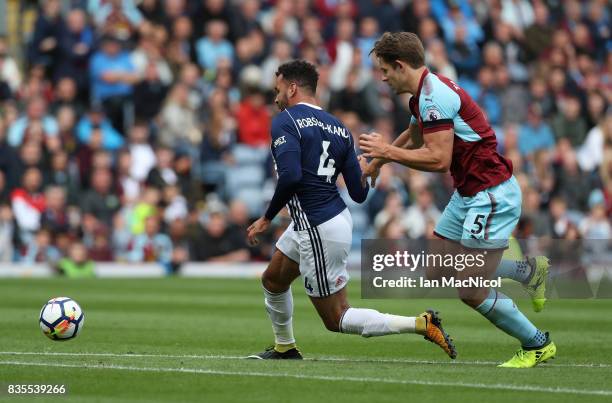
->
<box><xmin>340</xmin><ymin>308</ymin><xmax>416</xmax><ymax>337</ymax></box>
<box><xmin>264</xmin><ymin>287</ymin><xmax>295</xmax><ymax>345</ymax></box>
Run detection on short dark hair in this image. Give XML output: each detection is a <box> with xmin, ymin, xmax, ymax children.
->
<box><xmin>370</xmin><ymin>32</ymin><xmax>425</xmax><ymax>68</ymax></box>
<box><xmin>275</xmin><ymin>60</ymin><xmax>319</xmax><ymax>94</ymax></box>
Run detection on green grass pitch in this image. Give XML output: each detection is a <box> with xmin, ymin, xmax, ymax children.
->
<box><xmin>0</xmin><ymin>277</ymin><xmax>611</xmax><ymax>402</ymax></box>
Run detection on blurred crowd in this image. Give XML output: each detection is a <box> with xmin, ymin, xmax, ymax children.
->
<box><xmin>0</xmin><ymin>0</ymin><xmax>610</xmax><ymax>273</ymax></box>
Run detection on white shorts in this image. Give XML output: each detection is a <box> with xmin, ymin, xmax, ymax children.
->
<box><xmin>276</xmin><ymin>208</ymin><xmax>352</xmax><ymax>298</ymax></box>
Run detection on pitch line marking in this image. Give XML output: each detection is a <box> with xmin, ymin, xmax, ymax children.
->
<box><xmin>0</xmin><ymin>360</ymin><xmax>611</xmax><ymax>397</ymax></box>
<box><xmin>0</xmin><ymin>351</ymin><xmax>610</xmax><ymax>369</ymax></box>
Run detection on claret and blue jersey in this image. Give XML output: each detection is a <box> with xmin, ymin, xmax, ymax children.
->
<box><xmin>410</xmin><ymin>69</ymin><xmax>520</xmax><ymax>249</ymax></box>
<box><xmin>409</xmin><ymin>69</ymin><xmax>513</xmax><ymax>197</ymax></box>
<box><xmin>264</xmin><ymin>102</ymin><xmax>368</xmax><ymax>230</ymax></box>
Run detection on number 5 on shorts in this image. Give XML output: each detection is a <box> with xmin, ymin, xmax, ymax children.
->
<box><xmin>465</xmin><ymin>212</ymin><xmax>488</xmax><ymax>240</ymax></box>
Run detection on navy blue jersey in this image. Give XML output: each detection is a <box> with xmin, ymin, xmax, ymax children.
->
<box><xmin>265</xmin><ymin>102</ymin><xmax>368</xmax><ymax>229</ymax></box>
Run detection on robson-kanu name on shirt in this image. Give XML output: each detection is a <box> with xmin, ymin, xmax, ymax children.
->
<box><xmin>295</xmin><ymin>117</ymin><xmax>349</xmax><ymax>138</ymax></box>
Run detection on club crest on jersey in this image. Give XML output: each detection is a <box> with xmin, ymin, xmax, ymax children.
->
<box><xmin>425</xmin><ymin>106</ymin><xmax>441</xmax><ymax>121</ymax></box>
<box><xmin>273</xmin><ymin>136</ymin><xmax>286</xmax><ymax>148</ymax></box>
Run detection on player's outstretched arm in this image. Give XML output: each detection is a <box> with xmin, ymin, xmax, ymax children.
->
<box><xmin>361</xmin><ymin>123</ymin><xmax>422</xmax><ymax>187</ymax></box>
<box><xmin>359</xmin><ymin>128</ymin><xmax>453</xmax><ymax>173</ymax></box>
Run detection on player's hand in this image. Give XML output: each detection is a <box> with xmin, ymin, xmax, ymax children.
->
<box><xmin>359</xmin><ymin>132</ymin><xmax>389</xmax><ymax>160</ymax></box>
<box><xmin>361</xmin><ymin>159</ymin><xmax>381</xmax><ymax>188</ymax></box>
<box><xmin>247</xmin><ymin>217</ymin><xmax>270</xmax><ymax>246</ymax></box>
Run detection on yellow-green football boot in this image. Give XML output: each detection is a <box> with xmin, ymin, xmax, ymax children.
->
<box><xmin>498</xmin><ymin>333</ymin><xmax>556</xmax><ymax>368</ymax></box>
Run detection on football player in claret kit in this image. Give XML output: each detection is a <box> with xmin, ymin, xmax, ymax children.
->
<box><xmin>360</xmin><ymin>32</ymin><xmax>554</xmax><ymax>368</ymax></box>
<box><xmin>246</xmin><ymin>60</ymin><xmax>456</xmax><ymax>360</ymax></box>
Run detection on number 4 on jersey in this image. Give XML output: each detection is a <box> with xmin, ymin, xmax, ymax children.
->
<box><xmin>317</xmin><ymin>140</ymin><xmax>336</xmax><ymax>183</ymax></box>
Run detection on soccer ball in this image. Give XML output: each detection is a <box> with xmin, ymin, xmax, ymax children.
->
<box><xmin>39</xmin><ymin>297</ymin><xmax>85</xmax><ymax>341</ymax></box>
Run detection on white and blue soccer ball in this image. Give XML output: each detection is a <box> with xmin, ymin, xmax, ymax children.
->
<box><xmin>39</xmin><ymin>297</ymin><xmax>85</xmax><ymax>341</ymax></box>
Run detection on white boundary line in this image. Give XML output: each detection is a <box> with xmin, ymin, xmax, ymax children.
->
<box><xmin>0</xmin><ymin>351</ymin><xmax>609</xmax><ymax>369</ymax></box>
<box><xmin>0</xmin><ymin>360</ymin><xmax>611</xmax><ymax>397</ymax></box>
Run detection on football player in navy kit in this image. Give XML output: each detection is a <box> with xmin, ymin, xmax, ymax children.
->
<box><xmin>247</xmin><ymin>60</ymin><xmax>456</xmax><ymax>360</ymax></box>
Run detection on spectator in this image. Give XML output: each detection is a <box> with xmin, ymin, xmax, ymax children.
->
<box><xmin>447</xmin><ymin>25</ymin><xmax>481</xmax><ymax>77</ymax></box>
<box><xmin>440</xmin><ymin>2</ymin><xmax>483</xmax><ymax>49</ymax></box>
<box><xmin>40</xmin><ymin>186</ymin><xmax>69</xmax><ymax>234</ymax></box>
<box><xmin>128</xmin><ymin>215</ymin><xmax>173</xmax><ymax>267</ymax></box>
<box><xmin>131</xmin><ymin>31</ymin><xmax>173</xmax><ymax>85</ymax></box>
<box><xmin>159</xmin><ymin>83</ymin><xmax>202</xmax><ymax>149</ymax></box>
<box><xmin>577</xmin><ymin>113</ymin><xmax>609</xmax><ymax>173</ymax></box>
<box><xmin>460</xmin><ymin>67</ymin><xmax>502</xmax><ymax>126</ymax></box>
<box><xmin>0</xmin><ymin>37</ymin><xmax>22</xmax><ymax>94</ymax></box>
<box><xmin>50</xmin><ymin>78</ymin><xmax>84</xmax><ymax>116</ymax></box>
<box><xmin>115</xmin><ymin>149</ymin><xmax>140</xmax><ymax>203</ymax></box>
<box><xmin>356</xmin><ymin>17</ymin><xmax>380</xmax><ymax>69</ymax></box>
<box><xmin>146</xmin><ymin>147</ymin><xmax>178</xmax><ymax>190</ymax></box>
<box><xmin>260</xmin><ymin>0</ymin><xmax>299</xmax><ymax>43</ymax></box>
<box><xmin>231</xmin><ymin>0</ymin><xmax>261</xmax><ymax>39</ymax></box>
<box><xmin>497</xmin><ymin>65</ymin><xmax>529</xmax><ymax>125</ymax></box>
<box><xmin>522</xmin><ymin>2</ymin><xmax>554</xmax><ymax>63</ymax></box>
<box><xmin>189</xmin><ymin>207</ymin><xmax>249</xmax><ymax>262</ymax></box>
<box><xmin>10</xmin><ymin>167</ymin><xmax>46</xmax><ymax>243</ymax></box>
<box><xmin>89</xmin><ymin>35</ymin><xmax>139</xmax><ymax>133</ymax></box>
<box><xmin>89</xmin><ymin>0</ymin><xmax>144</xmax><ymax>40</ymax></box>
<box><xmin>45</xmin><ymin>150</ymin><xmax>80</xmax><ymax>204</ymax></box>
<box><xmin>328</xmin><ymin>18</ymin><xmax>356</xmax><ymax>90</ymax></box>
<box><xmin>553</xmin><ymin>141</ymin><xmax>592</xmax><ymax>213</ymax></box>
<box><xmin>522</xmin><ymin>187</ymin><xmax>552</xmax><ymax>237</ymax></box>
<box><xmin>235</xmin><ymin>86</ymin><xmax>270</xmax><ymax>147</ymax></box>
<box><xmin>80</xmin><ymin>168</ymin><xmax>120</xmax><ymax>228</ymax></box>
<box><xmin>167</xmin><ymin>216</ymin><xmax>190</xmax><ymax>263</ymax></box>
<box><xmin>88</xmin><ymin>226</ymin><xmax>113</xmax><ymax>262</ymax></box>
<box><xmin>7</xmin><ymin>97</ymin><xmax>58</xmax><ymax>148</ymax></box>
<box><xmin>402</xmin><ymin>187</ymin><xmax>442</xmax><ymax>239</ymax></box>
<box><xmin>426</xmin><ymin>39</ymin><xmax>457</xmax><ymax>81</ymax></box>
<box><xmin>0</xmin><ymin>204</ymin><xmax>14</xmax><ymax>262</ymax></box>
<box><xmin>580</xmin><ymin>201</ymin><xmax>611</xmax><ymax>240</ymax></box>
<box><xmin>551</xmin><ymin>95</ymin><xmax>588</xmax><ymax>147</ymax></box>
<box><xmin>500</xmin><ymin>0</ymin><xmax>534</xmax><ymax>31</ymax></box>
<box><xmin>56</xmin><ymin>8</ymin><xmax>93</xmax><ymax>91</ymax></box>
<box><xmin>261</xmin><ymin>39</ymin><xmax>293</xmax><ymax>90</ymax></box>
<box><xmin>377</xmin><ymin>216</ymin><xmax>406</xmax><ymax>239</ymax></box>
<box><xmin>76</xmin><ymin>105</ymin><xmax>124</xmax><ymax>151</ymax></box>
<box><xmin>130</xmin><ymin>186</ymin><xmax>160</xmax><ymax>235</ymax></box>
<box><xmin>518</xmin><ymin>104</ymin><xmax>555</xmax><ymax>157</ymax></box>
<box><xmin>127</xmin><ymin>122</ymin><xmax>156</xmax><ymax>182</ymax></box>
<box><xmin>133</xmin><ymin>63</ymin><xmax>169</xmax><ymax>121</ymax></box>
<box><xmin>57</xmin><ymin>242</ymin><xmax>95</xmax><ymax>278</ymax></box>
<box><xmin>163</xmin><ymin>184</ymin><xmax>188</xmax><ymax>224</ymax></box>
<box><xmin>27</xmin><ymin>0</ymin><xmax>63</xmax><ymax>70</ymax></box>
<box><xmin>195</xmin><ymin>20</ymin><xmax>234</xmax><ymax>73</ymax></box>
<box><xmin>549</xmin><ymin>197</ymin><xmax>570</xmax><ymax>238</ymax></box>
<box><xmin>55</xmin><ymin>105</ymin><xmax>78</xmax><ymax>152</ymax></box>
<box><xmin>373</xmin><ymin>191</ymin><xmax>405</xmax><ymax>232</ymax></box>
<box><xmin>20</xmin><ymin>228</ymin><xmax>61</xmax><ymax>263</ymax></box>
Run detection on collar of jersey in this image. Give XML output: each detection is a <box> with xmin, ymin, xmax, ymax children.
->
<box><xmin>296</xmin><ymin>102</ymin><xmax>322</xmax><ymax>110</ymax></box>
<box><xmin>414</xmin><ymin>68</ymin><xmax>430</xmax><ymax>100</ymax></box>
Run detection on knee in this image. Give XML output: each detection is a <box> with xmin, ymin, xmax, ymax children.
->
<box><xmin>320</xmin><ymin>304</ymin><xmax>349</xmax><ymax>333</ymax></box>
<box><xmin>458</xmin><ymin>288</ymin><xmax>487</xmax><ymax>309</ymax></box>
<box><xmin>322</xmin><ymin>317</ymin><xmax>340</xmax><ymax>332</ymax></box>
<box><xmin>261</xmin><ymin>270</ymin><xmax>286</xmax><ymax>293</ymax></box>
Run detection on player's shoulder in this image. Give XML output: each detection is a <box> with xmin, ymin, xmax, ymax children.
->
<box><xmin>271</xmin><ymin>109</ymin><xmax>300</xmax><ymax>138</ymax></box>
<box><xmin>419</xmin><ymin>72</ymin><xmax>461</xmax><ymax>117</ymax></box>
